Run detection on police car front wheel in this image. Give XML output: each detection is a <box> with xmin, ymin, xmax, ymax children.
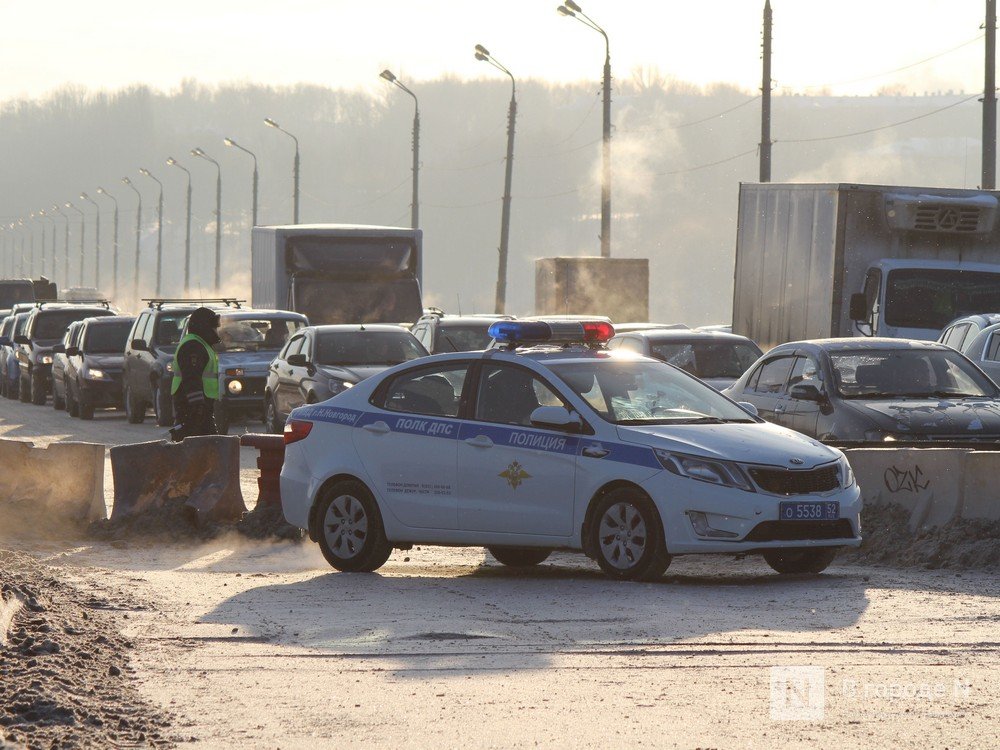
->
<box><xmin>487</xmin><ymin>546</ymin><xmax>552</xmax><ymax>568</ymax></box>
<box><xmin>762</xmin><ymin>547</ymin><xmax>839</xmax><ymax>575</ymax></box>
<box><xmin>315</xmin><ymin>480</ymin><xmax>393</xmax><ymax>573</ymax></box>
<box><xmin>589</xmin><ymin>488</ymin><xmax>671</xmax><ymax>582</ymax></box>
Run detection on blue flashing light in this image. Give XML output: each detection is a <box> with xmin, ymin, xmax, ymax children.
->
<box><xmin>488</xmin><ymin>321</ymin><xmax>552</xmax><ymax>343</ymax></box>
<box><xmin>488</xmin><ymin>320</ymin><xmax>616</xmax><ymax>345</ymax></box>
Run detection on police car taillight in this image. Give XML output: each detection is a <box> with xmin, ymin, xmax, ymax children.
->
<box><xmin>488</xmin><ymin>320</ymin><xmax>615</xmax><ymax>345</ymax></box>
<box><xmin>284</xmin><ymin>419</ymin><xmax>313</xmax><ymax>445</ymax></box>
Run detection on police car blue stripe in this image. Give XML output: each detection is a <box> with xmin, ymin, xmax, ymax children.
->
<box><xmin>296</xmin><ymin>405</ymin><xmax>659</xmax><ymax>469</ymax></box>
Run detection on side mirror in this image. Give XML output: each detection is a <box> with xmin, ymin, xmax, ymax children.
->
<box><xmin>14</xmin><ymin>334</ymin><xmax>29</xmax><ymax>345</ymax></box>
<box><xmin>52</xmin><ymin>343</ymin><xmax>66</xmax><ymax>354</ymax></box>
<box><xmin>287</xmin><ymin>353</ymin><xmax>309</xmax><ymax>367</ymax></box>
<box><xmin>65</xmin><ymin>346</ymin><xmax>80</xmax><ymax>357</ymax></box>
<box><xmin>529</xmin><ymin>406</ymin><xmax>583</xmax><ymax>433</ymax></box>
<box><xmin>849</xmin><ymin>293</ymin><xmax>868</xmax><ymax>323</ymax></box>
<box><xmin>130</xmin><ymin>339</ymin><xmax>148</xmax><ymax>352</ymax></box>
<box><xmin>789</xmin><ymin>383</ymin><xmax>824</xmax><ymax>402</ymax></box>
<box><xmin>737</xmin><ymin>401</ymin><xmax>759</xmax><ymax>417</ymax></box>
<box><xmin>0</xmin><ymin>336</ymin><xmax>10</xmax><ymax>347</ymax></box>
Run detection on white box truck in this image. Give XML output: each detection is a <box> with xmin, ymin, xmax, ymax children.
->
<box><xmin>733</xmin><ymin>182</ymin><xmax>1000</xmax><ymax>350</ymax></box>
<box><xmin>251</xmin><ymin>224</ymin><xmax>423</xmax><ymax>325</ymax></box>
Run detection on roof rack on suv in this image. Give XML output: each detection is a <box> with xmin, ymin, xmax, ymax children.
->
<box><xmin>37</xmin><ymin>299</ymin><xmax>111</xmax><ymax>309</ymax></box>
<box><xmin>422</xmin><ymin>307</ymin><xmax>445</xmax><ymax>317</ymax></box>
<box><xmin>143</xmin><ymin>298</ymin><xmax>245</xmax><ymax>310</ymax></box>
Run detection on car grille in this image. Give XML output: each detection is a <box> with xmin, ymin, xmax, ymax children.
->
<box><xmin>745</xmin><ymin>519</ymin><xmax>856</xmax><ymax>542</ymax></box>
<box><xmin>748</xmin><ymin>465</ymin><xmax>839</xmax><ymax>495</ymax></box>
<box><xmin>240</xmin><ymin>377</ymin><xmax>265</xmax><ymax>398</ymax></box>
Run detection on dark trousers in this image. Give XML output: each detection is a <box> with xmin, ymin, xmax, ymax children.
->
<box><xmin>170</xmin><ymin>395</ymin><xmax>218</xmax><ymax>441</ymax></box>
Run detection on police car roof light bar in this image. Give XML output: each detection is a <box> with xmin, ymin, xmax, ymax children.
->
<box><xmin>488</xmin><ymin>320</ymin><xmax>615</xmax><ymax>349</ymax></box>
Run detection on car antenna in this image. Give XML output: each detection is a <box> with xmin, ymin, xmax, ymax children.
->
<box><xmin>457</xmin><ymin>294</ymin><xmax>462</xmax><ymax>316</ymax></box>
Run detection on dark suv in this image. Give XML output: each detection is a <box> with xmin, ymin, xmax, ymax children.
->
<box><xmin>64</xmin><ymin>315</ymin><xmax>136</xmax><ymax>419</ymax></box>
<box><xmin>15</xmin><ymin>303</ymin><xmax>115</xmax><ymax>404</ymax></box>
<box><xmin>122</xmin><ymin>299</ymin><xmax>243</xmax><ymax>426</ymax></box>
<box><xmin>409</xmin><ymin>309</ymin><xmax>513</xmax><ymax>354</ymax></box>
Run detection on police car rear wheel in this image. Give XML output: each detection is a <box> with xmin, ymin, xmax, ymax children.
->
<box><xmin>762</xmin><ymin>547</ymin><xmax>839</xmax><ymax>575</ymax></box>
<box><xmin>316</xmin><ymin>481</ymin><xmax>392</xmax><ymax>572</ymax></box>
<box><xmin>487</xmin><ymin>546</ymin><xmax>552</xmax><ymax>567</ymax></box>
<box><xmin>590</xmin><ymin>489</ymin><xmax>671</xmax><ymax>582</ymax></box>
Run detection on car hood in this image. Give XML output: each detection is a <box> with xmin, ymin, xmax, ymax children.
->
<box><xmin>844</xmin><ymin>398</ymin><xmax>1000</xmax><ymax>435</ymax></box>
<box><xmin>83</xmin><ymin>354</ymin><xmax>124</xmax><ymax>369</ymax></box>
<box><xmin>616</xmin><ymin>420</ymin><xmax>838</xmax><ymax>469</ymax></box>
<box><xmin>217</xmin><ymin>350</ymin><xmax>278</xmax><ymax>372</ymax></box>
<box><xmin>316</xmin><ymin>364</ymin><xmax>390</xmax><ymax>383</ymax></box>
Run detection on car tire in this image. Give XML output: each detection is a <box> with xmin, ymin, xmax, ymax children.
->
<box><xmin>52</xmin><ymin>381</ymin><xmax>65</xmax><ymax>411</ymax></box>
<box><xmin>762</xmin><ymin>547</ymin><xmax>839</xmax><ymax>575</ymax></box>
<box><xmin>588</xmin><ymin>487</ymin><xmax>671</xmax><ymax>582</ymax></box>
<box><xmin>30</xmin><ymin>376</ymin><xmax>46</xmax><ymax>405</ymax></box>
<box><xmin>66</xmin><ymin>386</ymin><xmax>79</xmax><ymax>418</ymax></box>
<box><xmin>214</xmin><ymin>402</ymin><xmax>230</xmax><ymax>435</ymax></box>
<box><xmin>125</xmin><ymin>385</ymin><xmax>146</xmax><ymax>424</ymax></box>
<box><xmin>264</xmin><ymin>396</ymin><xmax>283</xmax><ymax>434</ymax></box>
<box><xmin>487</xmin><ymin>546</ymin><xmax>552</xmax><ymax>567</ymax></box>
<box><xmin>153</xmin><ymin>382</ymin><xmax>173</xmax><ymax>427</ymax></box>
<box><xmin>315</xmin><ymin>480</ymin><xmax>393</xmax><ymax>573</ymax></box>
<box><xmin>78</xmin><ymin>393</ymin><xmax>95</xmax><ymax>420</ymax></box>
<box><xmin>18</xmin><ymin>374</ymin><xmax>31</xmax><ymax>403</ymax></box>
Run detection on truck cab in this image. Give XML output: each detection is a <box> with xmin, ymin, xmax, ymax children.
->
<box><xmin>849</xmin><ymin>258</ymin><xmax>1000</xmax><ymax>341</ymax></box>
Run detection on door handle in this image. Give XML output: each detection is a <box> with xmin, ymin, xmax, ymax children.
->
<box><xmin>363</xmin><ymin>421</ymin><xmax>390</xmax><ymax>435</ymax></box>
<box><xmin>464</xmin><ymin>435</ymin><xmax>494</xmax><ymax>448</ymax></box>
<box><xmin>582</xmin><ymin>446</ymin><xmax>610</xmax><ymax>458</ymax></box>
<box><xmin>774</xmin><ymin>405</ymin><xmax>785</xmax><ymax>413</ymax></box>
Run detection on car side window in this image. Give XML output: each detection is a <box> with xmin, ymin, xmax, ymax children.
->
<box><xmin>382</xmin><ymin>364</ymin><xmax>470</xmax><ymax>418</ymax></box>
<box><xmin>986</xmin><ymin>333</ymin><xmax>1000</xmax><ymax>362</ymax></box>
<box><xmin>135</xmin><ymin>313</ymin><xmax>153</xmax><ymax>345</ymax></box>
<box><xmin>942</xmin><ymin>323</ymin><xmax>969</xmax><ymax>350</ymax></box>
<box><xmin>285</xmin><ymin>336</ymin><xmax>306</xmax><ymax>359</ymax></box>
<box><xmin>411</xmin><ymin>324</ymin><xmax>430</xmax><ymax>350</ymax></box>
<box><xmin>749</xmin><ymin>356</ymin><xmax>794</xmax><ymax>394</ymax></box>
<box><xmin>787</xmin><ymin>355</ymin><xmax>821</xmax><ymax>391</ymax></box>
<box><xmin>475</xmin><ymin>363</ymin><xmax>566</xmax><ymax>427</ymax></box>
<box><xmin>958</xmin><ymin>325</ymin><xmax>981</xmax><ymax>352</ymax></box>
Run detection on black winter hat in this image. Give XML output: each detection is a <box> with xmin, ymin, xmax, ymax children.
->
<box><xmin>188</xmin><ymin>307</ymin><xmax>221</xmax><ymax>345</ymax></box>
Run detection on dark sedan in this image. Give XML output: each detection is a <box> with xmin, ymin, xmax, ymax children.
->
<box><xmin>723</xmin><ymin>337</ymin><xmax>1000</xmax><ymax>442</ymax></box>
<box><xmin>264</xmin><ymin>324</ymin><xmax>428</xmax><ymax>432</ymax></box>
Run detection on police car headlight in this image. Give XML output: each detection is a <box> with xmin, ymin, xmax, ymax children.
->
<box><xmin>838</xmin><ymin>454</ymin><xmax>855</xmax><ymax>488</ymax></box>
<box><xmin>329</xmin><ymin>379</ymin><xmax>354</xmax><ymax>395</ymax></box>
<box><xmin>38</xmin><ymin>354</ymin><xmax>53</xmax><ymax>365</ymax></box>
<box><xmin>87</xmin><ymin>368</ymin><xmax>107</xmax><ymax>380</ymax></box>
<box><xmin>227</xmin><ymin>379</ymin><xmax>243</xmax><ymax>395</ymax></box>
<box><xmin>655</xmin><ymin>449</ymin><xmax>755</xmax><ymax>492</ymax></box>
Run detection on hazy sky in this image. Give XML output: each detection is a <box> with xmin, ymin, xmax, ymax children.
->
<box><xmin>0</xmin><ymin>1</ymin><xmax>989</xmax><ymax>102</ymax></box>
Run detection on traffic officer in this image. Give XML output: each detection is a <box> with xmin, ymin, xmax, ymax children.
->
<box><xmin>170</xmin><ymin>306</ymin><xmax>221</xmax><ymax>440</ymax></box>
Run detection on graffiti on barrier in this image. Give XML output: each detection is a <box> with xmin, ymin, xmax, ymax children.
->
<box><xmin>883</xmin><ymin>465</ymin><xmax>930</xmax><ymax>494</ymax></box>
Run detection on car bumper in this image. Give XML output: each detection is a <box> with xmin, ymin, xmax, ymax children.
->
<box><xmin>641</xmin><ymin>472</ymin><xmax>862</xmax><ymax>554</ymax></box>
<box><xmin>80</xmin><ymin>376</ymin><xmax>124</xmax><ymax>404</ymax></box>
<box><xmin>279</xmin><ymin>441</ymin><xmax>313</xmax><ymax>530</ymax></box>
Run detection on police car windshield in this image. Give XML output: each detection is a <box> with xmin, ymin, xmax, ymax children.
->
<box><xmin>217</xmin><ymin>318</ymin><xmax>304</xmax><ymax>353</ymax></box>
<box><xmin>549</xmin><ymin>360</ymin><xmax>756</xmax><ymax>425</ymax></box>
<box><xmin>315</xmin><ymin>331</ymin><xmax>427</xmax><ymax>367</ymax></box>
<box><xmin>83</xmin><ymin>322</ymin><xmax>133</xmax><ymax>353</ymax></box>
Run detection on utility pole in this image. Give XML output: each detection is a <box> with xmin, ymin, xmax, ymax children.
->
<box><xmin>760</xmin><ymin>0</ymin><xmax>773</xmax><ymax>183</ymax></box>
<box><xmin>985</xmin><ymin>0</ymin><xmax>997</xmax><ymax>189</ymax></box>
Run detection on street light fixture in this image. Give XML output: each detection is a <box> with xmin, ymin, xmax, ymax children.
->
<box><xmin>557</xmin><ymin>0</ymin><xmax>612</xmax><ymax>258</ymax></box>
<box><xmin>224</xmin><ymin>137</ymin><xmax>259</xmax><ymax>230</ymax></box>
<box><xmin>474</xmin><ymin>44</ymin><xmax>518</xmax><ymax>315</ymax></box>
<box><xmin>80</xmin><ymin>192</ymin><xmax>101</xmax><ymax>290</ymax></box>
<box><xmin>28</xmin><ymin>212</ymin><xmax>40</xmax><ymax>277</ymax></box>
<box><xmin>52</xmin><ymin>205</ymin><xmax>70</xmax><ymax>286</ymax></box>
<box><xmin>191</xmin><ymin>147</ymin><xmax>222</xmax><ymax>291</ymax></box>
<box><xmin>121</xmin><ymin>177</ymin><xmax>142</xmax><ymax>302</ymax></box>
<box><xmin>166</xmin><ymin>158</ymin><xmax>193</xmax><ymax>295</ymax></box>
<box><xmin>37</xmin><ymin>210</ymin><xmax>55</xmax><ymax>280</ymax></box>
<box><xmin>64</xmin><ymin>202</ymin><xmax>85</xmax><ymax>286</ymax></box>
<box><xmin>96</xmin><ymin>188</ymin><xmax>120</xmax><ymax>302</ymax></box>
<box><xmin>138</xmin><ymin>168</ymin><xmax>164</xmax><ymax>295</ymax></box>
<box><xmin>263</xmin><ymin>119</ymin><xmax>299</xmax><ymax>224</ymax></box>
<box><xmin>15</xmin><ymin>219</ymin><xmax>27</xmax><ymax>277</ymax></box>
<box><xmin>379</xmin><ymin>70</ymin><xmax>420</xmax><ymax>229</ymax></box>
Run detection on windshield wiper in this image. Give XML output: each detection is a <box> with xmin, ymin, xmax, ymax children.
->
<box><xmin>929</xmin><ymin>390</ymin><xmax>984</xmax><ymax>399</ymax></box>
<box><xmin>619</xmin><ymin>416</ymin><xmax>727</xmax><ymax>425</ymax></box>
<box><xmin>843</xmin><ymin>391</ymin><xmax>899</xmax><ymax>399</ymax></box>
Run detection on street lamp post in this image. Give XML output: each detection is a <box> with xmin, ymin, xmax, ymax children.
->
<box><xmin>15</xmin><ymin>220</ymin><xmax>26</xmax><ymax>277</ymax></box>
<box><xmin>475</xmin><ymin>45</ymin><xmax>518</xmax><ymax>315</ymax></box>
<box><xmin>29</xmin><ymin>212</ymin><xmax>40</xmax><ymax>277</ymax></box>
<box><xmin>263</xmin><ymin>119</ymin><xmax>299</xmax><ymax>224</ymax></box>
<box><xmin>558</xmin><ymin>1</ymin><xmax>612</xmax><ymax>258</ymax></box>
<box><xmin>166</xmin><ymin>158</ymin><xmax>193</xmax><ymax>295</ymax></box>
<box><xmin>52</xmin><ymin>205</ymin><xmax>70</xmax><ymax>287</ymax></box>
<box><xmin>379</xmin><ymin>71</ymin><xmax>420</xmax><ymax>229</ymax></box>
<box><xmin>139</xmin><ymin>168</ymin><xmax>164</xmax><ymax>295</ymax></box>
<box><xmin>224</xmin><ymin>138</ymin><xmax>259</xmax><ymax>230</ymax></box>
<box><xmin>96</xmin><ymin>188</ymin><xmax>120</xmax><ymax>301</ymax></box>
<box><xmin>191</xmin><ymin>148</ymin><xmax>222</xmax><ymax>291</ymax></box>
<box><xmin>122</xmin><ymin>177</ymin><xmax>142</xmax><ymax>302</ymax></box>
<box><xmin>64</xmin><ymin>203</ymin><xmax>85</xmax><ymax>286</ymax></box>
<box><xmin>37</xmin><ymin>210</ymin><xmax>54</xmax><ymax>279</ymax></box>
<box><xmin>80</xmin><ymin>192</ymin><xmax>101</xmax><ymax>290</ymax></box>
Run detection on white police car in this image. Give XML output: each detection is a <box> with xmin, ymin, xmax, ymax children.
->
<box><xmin>280</xmin><ymin>320</ymin><xmax>861</xmax><ymax>581</ymax></box>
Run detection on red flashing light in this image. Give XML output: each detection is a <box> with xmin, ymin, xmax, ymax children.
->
<box><xmin>581</xmin><ymin>321</ymin><xmax>615</xmax><ymax>342</ymax></box>
<box><xmin>283</xmin><ymin>419</ymin><xmax>314</xmax><ymax>445</ymax></box>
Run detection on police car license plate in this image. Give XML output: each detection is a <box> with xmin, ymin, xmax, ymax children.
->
<box><xmin>779</xmin><ymin>501</ymin><xmax>839</xmax><ymax>521</ymax></box>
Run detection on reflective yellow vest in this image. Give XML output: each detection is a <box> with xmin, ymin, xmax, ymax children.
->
<box><xmin>170</xmin><ymin>333</ymin><xmax>220</xmax><ymax>399</ymax></box>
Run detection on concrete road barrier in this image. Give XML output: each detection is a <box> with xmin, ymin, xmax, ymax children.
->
<box><xmin>110</xmin><ymin>435</ymin><xmax>246</xmax><ymax>524</ymax></box>
<box><xmin>844</xmin><ymin>447</ymin><xmax>1000</xmax><ymax>529</ymax></box>
<box><xmin>0</xmin><ymin>438</ymin><xmax>106</xmax><ymax>533</ymax></box>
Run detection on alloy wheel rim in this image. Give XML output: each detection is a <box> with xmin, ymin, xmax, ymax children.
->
<box><xmin>324</xmin><ymin>494</ymin><xmax>368</xmax><ymax>559</ymax></box>
<box><xmin>598</xmin><ymin>502</ymin><xmax>648</xmax><ymax>570</ymax></box>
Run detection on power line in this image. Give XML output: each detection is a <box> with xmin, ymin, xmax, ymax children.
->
<box><xmin>620</xmin><ymin>96</ymin><xmax>762</xmax><ymax>135</ymax></box>
<box><xmin>653</xmin><ymin>148</ymin><xmax>758</xmax><ymax>176</ymax></box>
